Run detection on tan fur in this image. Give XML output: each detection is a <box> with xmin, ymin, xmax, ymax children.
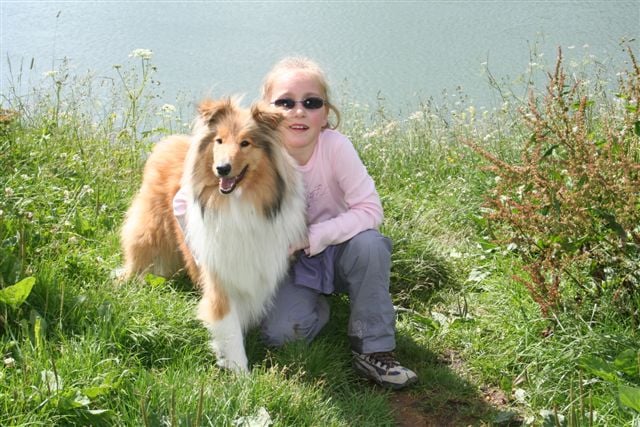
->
<box><xmin>120</xmin><ymin>135</ymin><xmax>199</xmax><ymax>281</ymax></box>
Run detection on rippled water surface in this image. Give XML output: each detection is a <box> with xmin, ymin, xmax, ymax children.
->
<box><xmin>2</xmin><ymin>1</ymin><xmax>638</xmax><ymax>114</ymax></box>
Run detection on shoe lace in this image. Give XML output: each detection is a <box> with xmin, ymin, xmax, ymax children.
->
<box><xmin>367</xmin><ymin>352</ymin><xmax>400</xmax><ymax>369</ymax></box>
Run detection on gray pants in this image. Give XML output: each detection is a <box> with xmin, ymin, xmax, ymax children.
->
<box><xmin>260</xmin><ymin>230</ymin><xmax>396</xmax><ymax>354</ymax></box>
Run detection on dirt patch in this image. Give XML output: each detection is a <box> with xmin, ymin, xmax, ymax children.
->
<box><xmin>389</xmin><ymin>391</ymin><xmax>481</xmax><ymax>427</ymax></box>
<box><xmin>389</xmin><ymin>392</ymin><xmax>429</xmax><ymax>427</ymax></box>
<box><xmin>388</xmin><ymin>348</ymin><xmax>523</xmax><ymax>426</ymax></box>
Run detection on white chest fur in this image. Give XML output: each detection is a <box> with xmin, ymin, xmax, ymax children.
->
<box><xmin>185</xmin><ymin>188</ymin><xmax>306</xmax><ymax>327</ymax></box>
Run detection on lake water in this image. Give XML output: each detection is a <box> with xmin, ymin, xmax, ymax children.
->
<box><xmin>1</xmin><ymin>1</ymin><xmax>639</xmax><ymax>117</ymax></box>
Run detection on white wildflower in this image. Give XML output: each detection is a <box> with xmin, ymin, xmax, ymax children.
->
<box><xmin>382</xmin><ymin>121</ymin><xmax>398</xmax><ymax>135</ymax></box>
<box><xmin>161</xmin><ymin>103</ymin><xmax>176</xmax><ymax>113</ymax></box>
<box><xmin>129</xmin><ymin>49</ymin><xmax>153</xmax><ymax>60</ymax></box>
<box><xmin>43</xmin><ymin>70</ymin><xmax>58</xmax><ymax>78</ymax></box>
<box><xmin>41</xmin><ymin>369</ymin><xmax>63</xmax><ymax>392</ymax></box>
<box><xmin>3</xmin><ymin>357</ymin><xmax>15</xmax><ymax>368</ymax></box>
<box><xmin>514</xmin><ymin>388</ymin><xmax>527</xmax><ymax>403</ymax></box>
<box><xmin>467</xmin><ymin>268</ymin><xmax>490</xmax><ymax>283</ymax></box>
<box><xmin>540</xmin><ymin>410</ymin><xmax>565</xmax><ymax>425</ymax></box>
<box><xmin>449</xmin><ymin>250</ymin><xmax>462</xmax><ymax>259</ymax></box>
<box><xmin>5</xmin><ymin>187</ymin><xmax>14</xmax><ymax>197</ymax></box>
<box><xmin>408</xmin><ymin>111</ymin><xmax>425</xmax><ymax>121</ymax></box>
<box><xmin>233</xmin><ymin>406</ymin><xmax>272</xmax><ymax>427</ymax></box>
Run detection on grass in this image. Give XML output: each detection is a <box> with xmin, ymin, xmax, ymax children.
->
<box><xmin>1</xmin><ymin>47</ymin><xmax>639</xmax><ymax>426</ymax></box>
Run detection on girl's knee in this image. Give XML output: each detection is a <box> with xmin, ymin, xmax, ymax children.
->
<box><xmin>260</xmin><ymin>318</ymin><xmax>315</xmax><ymax>347</ymax></box>
<box><xmin>342</xmin><ymin>230</ymin><xmax>391</xmax><ymax>269</ymax></box>
<box><xmin>260</xmin><ymin>297</ymin><xmax>329</xmax><ymax>347</ymax></box>
<box><xmin>349</xmin><ymin>230</ymin><xmax>391</xmax><ymax>254</ymax></box>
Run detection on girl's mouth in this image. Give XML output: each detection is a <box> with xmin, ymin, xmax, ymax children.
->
<box><xmin>289</xmin><ymin>124</ymin><xmax>308</xmax><ymax>131</ymax></box>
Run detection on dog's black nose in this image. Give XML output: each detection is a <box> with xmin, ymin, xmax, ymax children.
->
<box><xmin>216</xmin><ymin>164</ymin><xmax>231</xmax><ymax>176</ymax></box>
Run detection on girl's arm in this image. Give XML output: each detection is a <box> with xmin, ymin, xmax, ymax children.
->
<box><xmin>306</xmin><ymin>137</ymin><xmax>383</xmax><ymax>256</ymax></box>
<box><xmin>173</xmin><ymin>187</ymin><xmax>189</xmax><ymax>233</ymax></box>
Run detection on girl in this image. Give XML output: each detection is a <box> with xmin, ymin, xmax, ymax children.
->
<box><xmin>259</xmin><ymin>57</ymin><xmax>417</xmax><ymax>390</ymax></box>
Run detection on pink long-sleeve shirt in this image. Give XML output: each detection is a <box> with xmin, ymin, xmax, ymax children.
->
<box><xmin>302</xmin><ymin>129</ymin><xmax>383</xmax><ymax>256</ymax></box>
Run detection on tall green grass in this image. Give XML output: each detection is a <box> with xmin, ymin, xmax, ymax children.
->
<box><xmin>1</xmin><ymin>46</ymin><xmax>639</xmax><ymax>426</ymax></box>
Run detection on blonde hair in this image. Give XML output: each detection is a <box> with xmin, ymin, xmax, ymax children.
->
<box><xmin>261</xmin><ymin>57</ymin><xmax>341</xmax><ymax>130</ymax></box>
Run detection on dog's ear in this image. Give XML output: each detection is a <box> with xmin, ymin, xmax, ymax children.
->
<box><xmin>251</xmin><ymin>102</ymin><xmax>284</xmax><ymax>130</ymax></box>
<box><xmin>198</xmin><ymin>98</ymin><xmax>233</xmax><ymax>125</ymax></box>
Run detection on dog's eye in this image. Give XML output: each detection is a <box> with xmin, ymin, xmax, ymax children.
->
<box><xmin>215</xmin><ymin>138</ymin><xmax>223</xmax><ymax>144</ymax></box>
<box><xmin>240</xmin><ymin>140</ymin><xmax>250</xmax><ymax>148</ymax></box>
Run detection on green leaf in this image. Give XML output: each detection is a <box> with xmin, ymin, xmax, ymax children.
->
<box><xmin>83</xmin><ymin>382</ymin><xmax>113</xmax><ymax>399</ymax></box>
<box><xmin>619</xmin><ymin>384</ymin><xmax>640</xmax><ymax>412</ymax></box>
<box><xmin>615</xmin><ymin>349</ymin><xmax>640</xmax><ymax>378</ymax></box>
<box><xmin>0</xmin><ymin>277</ymin><xmax>36</xmax><ymax>309</ymax></box>
<box><xmin>579</xmin><ymin>355</ymin><xmax>619</xmax><ymax>383</ymax></box>
<box><xmin>72</xmin><ymin>392</ymin><xmax>91</xmax><ymax>408</ymax></box>
<box><xmin>144</xmin><ymin>273</ymin><xmax>166</xmax><ymax>288</ymax></box>
<box><xmin>634</xmin><ymin>121</ymin><xmax>640</xmax><ymax>136</ymax></box>
<box><xmin>592</xmin><ymin>208</ymin><xmax>627</xmax><ymax>240</ymax></box>
<box><xmin>542</xmin><ymin>144</ymin><xmax>559</xmax><ymax>159</ymax></box>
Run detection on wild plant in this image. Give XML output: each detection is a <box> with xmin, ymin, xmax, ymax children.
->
<box><xmin>466</xmin><ymin>46</ymin><xmax>640</xmax><ymax>318</ymax></box>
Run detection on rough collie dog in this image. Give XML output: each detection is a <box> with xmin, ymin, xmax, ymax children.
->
<box><xmin>120</xmin><ymin>98</ymin><xmax>307</xmax><ymax>372</ymax></box>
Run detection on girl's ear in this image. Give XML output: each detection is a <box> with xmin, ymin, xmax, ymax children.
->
<box><xmin>251</xmin><ymin>102</ymin><xmax>284</xmax><ymax>130</ymax></box>
<box><xmin>198</xmin><ymin>98</ymin><xmax>233</xmax><ymax>125</ymax></box>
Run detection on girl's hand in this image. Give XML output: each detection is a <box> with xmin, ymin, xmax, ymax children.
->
<box><xmin>288</xmin><ymin>236</ymin><xmax>310</xmax><ymax>256</ymax></box>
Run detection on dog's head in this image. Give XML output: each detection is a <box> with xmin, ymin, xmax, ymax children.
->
<box><xmin>195</xmin><ymin>98</ymin><xmax>285</xmax><ymax>195</ymax></box>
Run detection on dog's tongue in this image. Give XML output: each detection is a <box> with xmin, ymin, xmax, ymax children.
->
<box><xmin>220</xmin><ymin>177</ymin><xmax>237</xmax><ymax>193</ymax></box>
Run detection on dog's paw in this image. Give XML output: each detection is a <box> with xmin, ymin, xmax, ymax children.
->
<box><xmin>216</xmin><ymin>357</ymin><xmax>249</xmax><ymax>374</ymax></box>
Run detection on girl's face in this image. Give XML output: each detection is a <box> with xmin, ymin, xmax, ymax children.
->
<box><xmin>268</xmin><ymin>70</ymin><xmax>329</xmax><ymax>162</ymax></box>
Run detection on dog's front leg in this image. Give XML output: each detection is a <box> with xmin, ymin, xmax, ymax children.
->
<box><xmin>197</xmin><ymin>285</ymin><xmax>249</xmax><ymax>373</ymax></box>
<box><xmin>209</xmin><ymin>304</ymin><xmax>249</xmax><ymax>373</ymax></box>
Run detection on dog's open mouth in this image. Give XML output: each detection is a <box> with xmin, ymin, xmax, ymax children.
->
<box><xmin>219</xmin><ymin>165</ymin><xmax>248</xmax><ymax>194</ymax></box>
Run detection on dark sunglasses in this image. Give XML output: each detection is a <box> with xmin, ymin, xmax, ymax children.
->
<box><xmin>272</xmin><ymin>97</ymin><xmax>325</xmax><ymax>110</ymax></box>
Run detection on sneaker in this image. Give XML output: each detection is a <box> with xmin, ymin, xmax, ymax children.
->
<box><xmin>352</xmin><ymin>351</ymin><xmax>418</xmax><ymax>390</ymax></box>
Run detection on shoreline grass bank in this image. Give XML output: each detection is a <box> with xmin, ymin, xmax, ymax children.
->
<box><xmin>1</xmin><ymin>46</ymin><xmax>639</xmax><ymax>426</ymax></box>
